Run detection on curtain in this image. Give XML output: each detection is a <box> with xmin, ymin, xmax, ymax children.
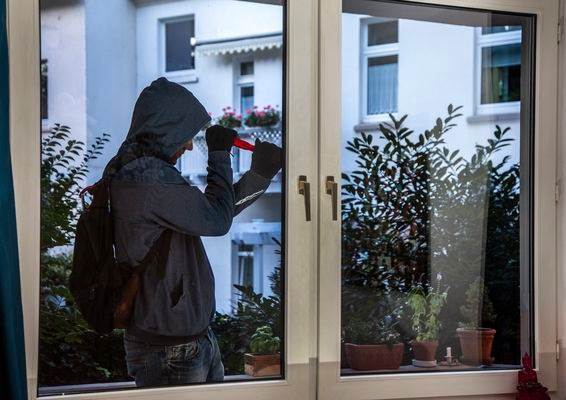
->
<box><xmin>367</xmin><ymin>55</ymin><xmax>398</xmax><ymax>115</ymax></box>
<box><xmin>0</xmin><ymin>0</ymin><xmax>29</xmax><ymax>399</ymax></box>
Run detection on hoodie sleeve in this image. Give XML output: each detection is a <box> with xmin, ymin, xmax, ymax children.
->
<box><xmin>233</xmin><ymin>169</ymin><xmax>272</xmax><ymax>216</ymax></box>
<box><xmin>144</xmin><ymin>151</ymin><xmax>235</xmax><ymax>236</ymax></box>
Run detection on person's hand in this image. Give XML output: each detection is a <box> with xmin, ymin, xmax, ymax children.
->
<box><xmin>206</xmin><ymin>125</ymin><xmax>237</xmax><ymax>152</ymax></box>
<box><xmin>251</xmin><ymin>139</ymin><xmax>283</xmax><ymax>179</ymax></box>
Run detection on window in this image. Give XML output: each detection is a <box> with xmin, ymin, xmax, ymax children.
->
<box><xmin>164</xmin><ymin>18</ymin><xmax>195</xmax><ymax>72</ymax></box>
<box><xmin>235</xmin><ymin>59</ymin><xmax>254</xmax><ymax>114</ymax></box>
<box><xmin>237</xmin><ymin>244</ymin><xmax>255</xmax><ymax>288</ymax></box>
<box><xmin>40</xmin><ymin>59</ymin><xmax>48</xmax><ymax>120</ymax></box>
<box><xmin>241</xmin><ymin>85</ymin><xmax>254</xmax><ymax>114</ymax></box>
<box><xmin>361</xmin><ymin>19</ymin><xmax>399</xmax><ymax>120</ymax></box>
<box><xmin>476</xmin><ymin>25</ymin><xmax>522</xmax><ymax>114</ymax></box>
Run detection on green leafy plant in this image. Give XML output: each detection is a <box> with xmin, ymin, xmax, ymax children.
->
<box><xmin>41</xmin><ymin>124</ymin><xmax>109</xmax><ymax>252</ymax></box>
<box><xmin>39</xmin><ymin>125</ymin><xmax>129</xmax><ymax>386</ymax></box>
<box><xmin>459</xmin><ymin>277</ymin><xmax>497</xmax><ymax>329</ymax></box>
<box><xmin>341</xmin><ymin>105</ymin><xmax>521</xmax><ymax>364</ymax></box>
<box><xmin>407</xmin><ymin>276</ymin><xmax>448</xmax><ymax>342</ymax></box>
<box><xmin>250</xmin><ymin>326</ymin><xmax>280</xmax><ymax>354</ymax></box>
<box><xmin>343</xmin><ymin>314</ymin><xmax>401</xmax><ymax>348</ymax></box>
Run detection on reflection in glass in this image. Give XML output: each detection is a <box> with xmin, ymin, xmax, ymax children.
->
<box><xmin>39</xmin><ymin>0</ymin><xmax>284</xmax><ymax>393</ymax></box>
<box><xmin>342</xmin><ymin>0</ymin><xmax>532</xmax><ymax>375</ymax></box>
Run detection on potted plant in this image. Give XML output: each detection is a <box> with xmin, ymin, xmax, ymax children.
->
<box><xmin>457</xmin><ymin>277</ymin><xmax>497</xmax><ymax>365</ymax></box>
<box><xmin>343</xmin><ymin>317</ymin><xmax>404</xmax><ymax>371</ymax></box>
<box><xmin>243</xmin><ymin>105</ymin><xmax>280</xmax><ymax>128</ymax></box>
<box><xmin>407</xmin><ymin>275</ymin><xmax>448</xmax><ymax>367</ymax></box>
<box><xmin>244</xmin><ymin>325</ymin><xmax>281</xmax><ymax>377</ymax></box>
<box><xmin>217</xmin><ymin>106</ymin><xmax>242</xmax><ymax>129</ymax></box>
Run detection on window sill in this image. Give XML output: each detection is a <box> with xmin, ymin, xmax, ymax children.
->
<box><xmin>37</xmin><ymin>375</ymin><xmax>277</xmax><ymax>397</ymax></box>
<box><xmin>466</xmin><ymin>112</ymin><xmax>520</xmax><ymax>124</ymax></box>
<box><xmin>164</xmin><ymin>69</ymin><xmax>198</xmax><ymax>84</ymax></box>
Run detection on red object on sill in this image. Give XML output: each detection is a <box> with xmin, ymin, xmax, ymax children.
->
<box><xmin>233</xmin><ymin>137</ymin><xmax>255</xmax><ymax>151</ymax></box>
<box><xmin>516</xmin><ymin>353</ymin><xmax>550</xmax><ymax>400</ymax></box>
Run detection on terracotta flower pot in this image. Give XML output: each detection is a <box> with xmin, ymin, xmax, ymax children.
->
<box><xmin>456</xmin><ymin>328</ymin><xmax>496</xmax><ymax>366</ymax></box>
<box><xmin>345</xmin><ymin>343</ymin><xmax>404</xmax><ymax>370</ymax></box>
<box><xmin>244</xmin><ymin>353</ymin><xmax>281</xmax><ymax>377</ymax></box>
<box><xmin>412</xmin><ymin>340</ymin><xmax>439</xmax><ymax>362</ymax></box>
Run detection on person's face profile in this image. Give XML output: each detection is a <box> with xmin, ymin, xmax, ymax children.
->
<box><xmin>170</xmin><ymin>139</ymin><xmax>193</xmax><ymax>163</ymax></box>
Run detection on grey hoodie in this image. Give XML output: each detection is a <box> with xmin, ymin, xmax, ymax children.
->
<box><xmin>109</xmin><ymin>78</ymin><xmax>271</xmax><ymax>344</ymax></box>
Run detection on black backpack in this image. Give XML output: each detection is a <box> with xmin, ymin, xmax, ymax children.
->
<box><xmin>69</xmin><ymin>160</ymin><xmax>171</xmax><ymax>334</ymax></box>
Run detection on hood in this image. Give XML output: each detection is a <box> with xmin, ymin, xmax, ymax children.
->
<box><xmin>103</xmin><ymin>77</ymin><xmax>210</xmax><ymax>178</ymax></box>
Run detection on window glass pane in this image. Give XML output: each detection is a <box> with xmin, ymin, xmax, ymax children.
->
<box><xmin>241</xmin><ymin>61</ymin><xmax>254</xmax><ymax>76</ymax></box>
<box><xmin>342</xmin><ymin>0</ymin><xmax>533</xmax><ymax>376</ymax></box>
<box><xmin>481</xmin><ymin>43</ymin><xmax>521</xmax><ymax>104</ymax></box>
<box><xmin>367</xmin><ymin>20</ymin><xmax>398</xmax><ymax>46</ymax></box>
<box><xmin>41</xmin><ymin>59</ymin><xmax>48</xmax><ymax>120</ymax></box>
<box><xmin>165</xmin><ymin>19</ymin><xmax>194</xmax><ymax>72</ymax></box>
<box><xmin>482</xmin><ymin>25</ymin><xmax>522</xmax><ymax>34</ymax></box>
<box><xmin>367</xmin><ymin>55</ymin><xmax>398</xmax><ymax>114</ymax></box>
<box><xmin>241</xmin><ymin>85</ymin><xmax>255</xmax><ymax>114</ymax></box>
<box><xmin>39</xmin><ymin>0</ymin><xmax>284</xmax><ymax>394</ymax></box>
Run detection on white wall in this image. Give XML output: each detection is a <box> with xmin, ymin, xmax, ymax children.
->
<box><xmin>85</xmin><ymin>0</ymin><xmax>138</xmax><ymax>183</ymax></box>
<box><xmin>40</xmin><ymin>0</ymin><xmax>86</xmax><ymax>146</ymax></box>
<box><xmin>341</xmin><ymin>15</ymin><xmax>520</xmax><ymax>173</ymax></box>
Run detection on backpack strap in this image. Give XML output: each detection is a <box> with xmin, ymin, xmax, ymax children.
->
<box><xmin>113</xmin><ymin>229</ymin><xmax>172</xmax><ymax>329</ymax></box>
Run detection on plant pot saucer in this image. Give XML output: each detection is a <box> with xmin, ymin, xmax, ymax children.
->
<box><xmin>412</xmin><ymin>359</ymin><xmax>437</xmax><ymax>368</ymax></box>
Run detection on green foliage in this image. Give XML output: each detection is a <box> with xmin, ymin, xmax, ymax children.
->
<box><xmin>341</xmin><ymin>105</ymin><xmax>521</xmax><ymax>363</ymax></box>
<box><xmin>41</xmin><ymin>124</ymin><xmax>109</xmax><ymax>252</ymax></box>
<box><xmin>250</xmin><ymin>326</ymin><xmax>280</xmax><ymax>354</ymax></box>
<box><xmin>39</xmin><ymin>126</ymin><xmax>127</xmax><ymax>387</ymax></box>
<box><xmin>343</xmin><ymin>313</ymin><xmax>401</xmax><ymax>347</ymax></box>
<box><xmin>459</xmin><ymin>277</ymin><xmax>497</xmax><ymax>329</ymax></box>
<box><xmin>407</xmin><ymin>279</ymin><xmax>448</xmax><ymax>341</ymax></box>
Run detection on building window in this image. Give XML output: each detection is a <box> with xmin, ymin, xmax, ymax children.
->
<box><xmin>235</xmin><ymin>59</ymin><xmax>254</xmax><ymax>114</ymax></box>
<box><xmin>164</xmin><ymin>18</ymin><xmax>195</xmax><ymax>72</ymax></box>
<box><xmin>237</xmin><ymin>245</ymin><xmax>255</xmax><ymax>288</ymax></box>
<box><xmin>240</xmin><ymin>61</ymin><xmax>254</xmax><ymax>76</ymax></box>
<box><xmin>240</xmin><ymin>85</ymin><xmax>254</xmax><ymax>114</ymax></box>
<box><xmin>476</xmin><ymin>25</ymin><xmax>522</xmax><ymax>114</ymax></box>
<box><xmin>41</xmin><ymin>59</ymin><xmax>48</xmax><ymax>120</ymax></box>
<box><xmin>362</xmin><ymin>19</ymin><xmax>399</xmax><ymax>120</ymax></box>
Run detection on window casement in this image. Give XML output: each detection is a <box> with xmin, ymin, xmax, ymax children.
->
<box><xmin>475</xmin><ymin>25</ymin><xmax>522</xmax><ymax>116</ymax></box>
<box><xmin>160</xmin><ymin>15</ymin><xmax>197</xmax><ymax>84</ymax></box>
<box><xmin>361</xmin><ymin>18</ymin><xmax>399</xmax><ymax>122</ymax></box>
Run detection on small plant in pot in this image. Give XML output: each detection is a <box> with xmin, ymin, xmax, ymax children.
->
<box><xmin>457</xmin><ymin>277</ymin><xmax>497</xmax><ymax>366</ymax></box>
<box><xmin>407</xmin><ymin>275</ymin><xmax>448</xmax><ymax>367</ymax></box>
<box><xmin>244</xmin><ymin>325</ymin><xmax>281</xmax><ymax>377</ymax></box>
<box><xmin>343</xmin><ymin>316</ymin><xmax>404</xmax><ymax>371</ymax></box>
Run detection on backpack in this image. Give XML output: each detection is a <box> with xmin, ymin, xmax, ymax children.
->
<box><xmin>69</xmin><ymin>162</ymin><xmax>172</xmax><ymax>334</ymax></box>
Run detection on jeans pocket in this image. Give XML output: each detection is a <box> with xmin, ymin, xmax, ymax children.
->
<box><xmin>167</xmin><ymin>340</ymin><xmax>200</xmax><ymax>362</ymax></box>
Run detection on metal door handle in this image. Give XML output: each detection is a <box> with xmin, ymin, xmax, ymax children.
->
<box><xmin>325</xmin><ymin>176</ymin><xmax>338</xmax><ymax>221</ymax></box>
<box><xmin>298</xmin><ymin>175</ymin><xmax>311</xmax><ymax>222</ymax></box>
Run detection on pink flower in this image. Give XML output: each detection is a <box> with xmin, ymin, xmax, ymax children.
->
<box><xmin>245</xmin><ymin>108</ymin><xmax>251</xmax><ymax>114</ymax></box>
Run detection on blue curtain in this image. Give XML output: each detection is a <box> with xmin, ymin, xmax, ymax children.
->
<box><xmin>0</xmin><ymin>0</ymin><xmax>29</xmax><ymax>399</ymax></box>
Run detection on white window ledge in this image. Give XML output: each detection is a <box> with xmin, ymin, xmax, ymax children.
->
<box><xmin>467</xmin><ymin>112</ymin><xmax>520</xmax><ymax>124</ymax></box>
<box><xmin>164</xmin><ymin>69</ymin><xmax>198</xmax><ymax>84</ymax></box>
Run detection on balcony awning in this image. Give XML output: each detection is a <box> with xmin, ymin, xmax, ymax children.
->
<box><xmin>196</xmin><ymin>33</ymin><xmax>283</xmax><ymax>56</ymax></box>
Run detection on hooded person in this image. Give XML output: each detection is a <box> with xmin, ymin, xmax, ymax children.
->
<box><xmin>108</xmin><ymin>77</ymin><xmax>282</xmax><ymax>386</ymax></box>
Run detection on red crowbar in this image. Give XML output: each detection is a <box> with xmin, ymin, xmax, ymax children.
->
<box><xmin>233</xmin><ymin>137</ymin><xmax>255</xmax><ymax>151</ymax></box>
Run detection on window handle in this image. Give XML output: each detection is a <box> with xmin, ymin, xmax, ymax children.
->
<box><xmin>298</xmin><ymin>175</ymin><xmax>311</xmax><ymax>222</ymax></box>
<box><xmin>325</xmin><ymin>176</ymin><xmax>338</xmax><ymax>221</ymax></box>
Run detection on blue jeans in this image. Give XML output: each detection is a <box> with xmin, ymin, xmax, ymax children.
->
<box><xmin>123</xmin><ymin>327</ymin><xmax>225</xmax><ymax>387</ymax></box>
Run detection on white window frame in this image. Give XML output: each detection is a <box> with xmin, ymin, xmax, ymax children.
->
<box><xmin>159</xmin><ymin>15</ymin><xmax>198</xmax><ymax>84</ymax></box>
<box><xmin>319</xmin><ymin>0</ymin><xmax>559</xmax><ymax>398</ymax></box>
<box><xmin>475</xmin><ymin>27</ymin><xmax>522</xmax><ymax>116</ymax></box>
<box><xmin>8</xmin><ymin>0</ymin><xmax>318</xmax><ymax>399</ymax></box>
<box><xmin>360</xmin><ymin>18</ymin><xmax>400</xmax><ymax>123</ymax></box>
